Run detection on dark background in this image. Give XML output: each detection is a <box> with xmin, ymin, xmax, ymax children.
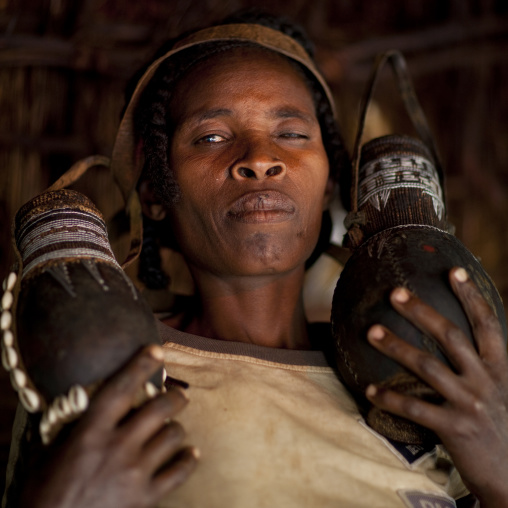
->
<box><xmin>1</xmin><ymin>0</ymin><xmax>508</xmax><ymax>495</ymax></box>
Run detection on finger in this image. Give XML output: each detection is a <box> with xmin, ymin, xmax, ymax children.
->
<box><xmin>365</xmin><ymin>383</ymin><xmax>450</xmax><ymax>435</ymax></box>
<box><xmin>148</xmin><ymin>447</ymin><xmax>199</xmax><ymax>504</ymax></box>
<box><xmin>389</xmin><ymin>287</ymin><xmax>481</xmax><ymax>374</ymax></box>
<box><xmin>141</xmin><ymin>420</ymin><xmax>186</xmax><ymax>473</ymax></box>
<box><xmin>367</xmin><ymin>325</ymin><xmax>468</xmax><ymax>403</ymax></box>
<box><xmin>449</xmin><ymin>267</ymin><xmax>506</xmax><ymax>361</ymax></box>
<box><xmin>119</xmin><ymin>387</ymin><xmax>189</xmax><ymax>446</ymax></box>
<box><xmin>82</xmin><ymin>345</ymin><xmax>165</xmax><ymax>431</ymax></box>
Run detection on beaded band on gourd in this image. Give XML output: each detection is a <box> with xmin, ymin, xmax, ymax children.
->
<box><xmin>358</xmin><ymin>154</ymin><xmax>444</xmax><ymax>218</ymax></box>
<box><xmin>15</xmin><ymin>190</ymin><xmax>120</xmax><ymax>279</ymax></box>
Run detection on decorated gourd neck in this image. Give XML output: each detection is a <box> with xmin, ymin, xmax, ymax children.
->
<box><xmin>355</xmin><ymin>134</ymin><xmax>449</xmax><ymax>241</ymax></box>
<box><xmin>15</xmin><ymin>189</ymin><xmax>121</xmax><ymax>281</ymax></box>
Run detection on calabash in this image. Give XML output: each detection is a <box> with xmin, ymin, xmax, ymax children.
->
<box><xmin>2</xmin><ymin>189</ymin><xmax>163</xmax><ymax>443</ymax></box>
<box><xmin>331</xmin><ymin>135</ymin><xmax>507</xmax><ymax>444</ymax></box>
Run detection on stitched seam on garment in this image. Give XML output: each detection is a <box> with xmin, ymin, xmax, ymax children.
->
<box><xmin>163</xmin><ymin>342</ymin><xmax>332</xmax><ymax>373</ymax></box>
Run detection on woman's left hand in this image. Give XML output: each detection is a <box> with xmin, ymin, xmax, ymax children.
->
<box><xmin>365</xmin><ymin>267</ymin><xmax>508</xmax><ymax>507</ymax></box>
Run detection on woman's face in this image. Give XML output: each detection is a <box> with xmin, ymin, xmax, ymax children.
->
<box><xmin>166</xmin><ymin>47</ymin><xmax>331</xmax><ymax>279</ymax></box>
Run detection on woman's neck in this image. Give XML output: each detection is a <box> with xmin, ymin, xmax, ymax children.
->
<box><xmin>175</xmin><ymin>267</ymin><xmax>311</xmax><ymax>350</ymax></box>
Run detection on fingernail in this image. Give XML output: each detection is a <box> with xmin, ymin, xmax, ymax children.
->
<box><xmin>367</xmin><ymin>325</ymin><xmax>385</xmax><ymax>341</ymax></box>
<box><xmin>453</xmin><ymin>267</ymin><xmax>469</xmax><ymax>283</ymax></box>
<box><xmin>192</xmin><ymin>447</ymin><xmax>201</xmax><ymax>459</ymax></box>
<box><xmin>392</xmin><ymin>287</ymin><xmax>410</xmax><ymax>303</ymax></box>
<box><xmin>366</xmin><ymin>385</ymin><xmax>377</xmax><ymax>398</ymax></box>
<box><xmin>148</xmin><ymin>345</ymin><xmax>164</xmax><ymax>361</ymax></box>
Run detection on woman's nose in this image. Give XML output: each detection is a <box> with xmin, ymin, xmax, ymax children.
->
<box><xmin>230</xmin><ymin>140</ymin><xmax>287</xmax><ymax>180</ymax></box>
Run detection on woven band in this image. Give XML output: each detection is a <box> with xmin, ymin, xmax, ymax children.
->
<box><xmin>15</xmin><ymin>190</ymin><xmax>120</xmax><ymax>279</ymax></box>
<box><xmin>358</xmin><ymin>154</ymin><xmax>444</xmax><ymax>219</ymax></box>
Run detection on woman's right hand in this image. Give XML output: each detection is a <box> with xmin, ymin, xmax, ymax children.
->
<box><xmin>23</xmin><ymin>345</ymin><xmax>198</xmax><ymax>508</ymax></box>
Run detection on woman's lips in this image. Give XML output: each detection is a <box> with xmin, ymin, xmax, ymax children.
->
<box><xmin>227</xmin><ymin>191</ymin><xmax>296</xmax><ymax>223</ymax></box>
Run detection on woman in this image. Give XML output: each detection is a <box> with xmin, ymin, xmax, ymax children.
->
<box><xmin>6</xmin><ymin>11</ymin><xmax>508</xmax><ymax>508</ymax></box>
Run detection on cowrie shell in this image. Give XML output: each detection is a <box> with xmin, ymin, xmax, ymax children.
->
<box><xmin>47</xmin><ymin>407</ymin><xmax>58</xmax><ymax>425</ymax></box>
<box><xmin>69</xmin><ymin>385</ymin><xmax>89</xmax><ymax>413</ymax></box>
<box><xmin>19</xmin><ymin>387</ymin><xmax>41</xmax><ymax>412</ymax></box>
<box><xmin>1</xmin><ymin>311</ymin><xmax>12</xmax><ymax>331</ymax></box>
<box><xmin>10</xmin><ymin>368</ymin><xmax>27</xmax><ymax>389</ymax></box>
<box><xmin>2</xmin><ymin>330</ymin><xmax>14</xmax><ymax>347</ymax></box>
<box><xmin>144</xmin><ymin>382</ymin><xmax>158</xmax><ymax>399</ymax></box>
<box><xmin>3</xmin><ymin>273</ymin><xmax>17</xmax><ymax>292</ymax></box>
<box><xmin>54</xmin><ymin>396</ymin><xmax>72</xmax><ymax>418</ymax></box>
<box><xmin>40</xmin><ymin>416</ymin><xmax>50</xmax><ymax>433</ymax></box>
<box><xmin>2</xmin><ymin>346</ymin><xmax>17</xmax><ymax>370</ymax></box>
<box><xmin>1</xmin><ymin>291</ymin><xmax>13</xmax><ymax>311</ymax></box>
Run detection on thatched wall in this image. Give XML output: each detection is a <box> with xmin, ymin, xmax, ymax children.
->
<box><xmin>1</xmin><ymin>0</ymin><xmax>508</xmax><ymax>493</ymax></box>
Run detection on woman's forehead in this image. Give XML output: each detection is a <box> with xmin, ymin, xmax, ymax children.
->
<box><xmin>169</xmin><ymin>47</ymin><xmax>317</xmax><ymax>119</ymax></box>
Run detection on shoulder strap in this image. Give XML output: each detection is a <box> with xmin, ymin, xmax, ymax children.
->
<box><xmin>43</xmin><ymin>154</ymin><xmax>142</xmax><ymax>269</ymax></box>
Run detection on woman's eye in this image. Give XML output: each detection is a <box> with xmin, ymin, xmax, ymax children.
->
<box><xmin>196</xmin><ymin>134</ymin><xmax>226</xmax><ymax>144</ymax></box>
<box><xmin>279</xmin><ymin>132</ymin><xmax>309</xmax><ymax>140</ymax></box>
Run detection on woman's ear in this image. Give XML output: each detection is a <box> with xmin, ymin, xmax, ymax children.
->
<box><xmin>138</xmin><ymin>180</ymin><xmax>167</xmax><ymax>221</ymax></box>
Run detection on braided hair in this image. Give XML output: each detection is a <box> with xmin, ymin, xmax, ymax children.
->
<box><xmin>134</xmin><ymin>11</ymin><xmax>349</xmax><ymax>290</ymax></box>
